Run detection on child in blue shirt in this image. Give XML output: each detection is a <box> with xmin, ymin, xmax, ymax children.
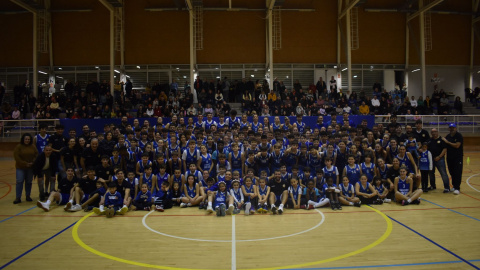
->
<box><xmin>418</xmin><ymin>143</ymin><xmax>433</xmax><ymax>193</ymax></box>
<box><xmin>103</xmin><ymin>182</ymin><xmax>128</xmax><ymax>217</ymax></box>
<box><xmin>133</xmin><ymin>183</ymin><xmax>153</xmax><ymax>211</ymax></box>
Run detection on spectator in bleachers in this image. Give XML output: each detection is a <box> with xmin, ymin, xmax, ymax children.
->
<box><xmin>359</xmin><ymin>101</ymin><xmax>370</xmax><ymax>115</ymax></box>
<box><xmin>438</xmin><ymin>101</ymin><xmax>450</xmax><ymax>115</ymax></box>
<box><xmin>453</xmin><ymin>96</ymin><xmax>463</xmax><ymax>114</ymax></box>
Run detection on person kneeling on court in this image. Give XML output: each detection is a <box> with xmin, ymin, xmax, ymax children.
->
<box><xmin>395</xmin><ymin>166</ymin><xmax>423</xmax><ymax>206</ymax></box>
<box><xmin>268</xmin><ymin>170</ymin><xmax>288</xmax><ymax>214</ymax></box>
<box><xmin>154</xmin><ymin>181</ymin><xmax>173</xmax><ymax>212</ymax></box>
<box><xmin>37</xmin><ymin>167</ymin><xmax>78</xmax><ymax>212</ymax></box>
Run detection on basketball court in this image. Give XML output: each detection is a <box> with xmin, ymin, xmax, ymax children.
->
<box><xmin>0</xmin><ymin>154</ymin><xmax>479</xmax><ymax>270</ymax></box>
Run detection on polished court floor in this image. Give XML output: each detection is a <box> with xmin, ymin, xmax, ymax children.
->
<box><xmin>0</xmin><ymin>154</ymin><xmax>479</xmax><ymax>270</ymax></box>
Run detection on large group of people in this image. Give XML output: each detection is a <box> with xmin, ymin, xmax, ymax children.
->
<box><xmin>10</xmin><ymin>108</ymin><xmax>464</xmax><ymax>216</ymax></box>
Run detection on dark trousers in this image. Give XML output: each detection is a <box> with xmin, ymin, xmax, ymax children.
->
<box><xmin>420</xmin><ymin>170</ymin><xmax>430</xmax><ymax>190</ymax></box>
<box><xmin>154</xmin><ymin>197</ymin><xmax>173</xmax><ymax>209</ymax></box>
<box><xmin>447</xmin><ymin>158</ymin><xmax>463</xmax><ymax>190</ymax></box>
<box><xmin>134</xmin><ymin>201</ymin><xmax>152</xmax><ymax>209</ymax></box>
<box><xmin>359</xmin><ymin>195</ymin><xmax>378</xmax><ymax>204</ymax></box>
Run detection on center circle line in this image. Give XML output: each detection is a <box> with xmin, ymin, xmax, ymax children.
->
<box><xmin>141</xmin><ymin>209</ymin><xmax>326</xmax><ymax>243</ymax></box>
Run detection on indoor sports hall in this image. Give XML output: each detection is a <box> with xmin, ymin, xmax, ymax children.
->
<box><xmin>1</xmin><ymin>0</ymin><xmax>480</xmax><ymax>269</ymax></box>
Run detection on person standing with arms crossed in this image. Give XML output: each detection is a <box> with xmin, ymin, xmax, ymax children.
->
<box><xmin>442</xmin><ymin>124</ymin><xmax>463</xmax><ymax>195</ymax></box>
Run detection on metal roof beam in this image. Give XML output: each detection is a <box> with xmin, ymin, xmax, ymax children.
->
<box><xmin>407</xmin><ymin>0</ymin><xmax>443</xmax><ymax>21</ymax></box>
<box><xmin>9</xmin><ymin>0</ymin><xmax>37</xmax><ymax>13</ymax></box>
<box><xmin>338</xmin><ymin>0</ymin><xmax>361</xmax><ymax>20</ymax></box>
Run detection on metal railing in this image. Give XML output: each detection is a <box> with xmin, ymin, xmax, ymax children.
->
<box><xmin>0</xmin><ymin>119</ymin><xmax>60</xmax><ymax>139</ymax></box>
<box><xmin>374</xmin><ymin>115</ymin><xmax>480</xmax><ymax>134</ymax></box>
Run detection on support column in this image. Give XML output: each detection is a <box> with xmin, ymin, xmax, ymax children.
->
<box><xmin>405</xmin><ymin>16</ymin><xmax>409</xmax><ymax>90</ymax></box>
<box><xmin>419</xmin><ymin>0</ymin><xmax>427</xmax><ymax>99</ymax></box>
<box><xmin>189</xmin><ymin>8</ymin><xmax>194</xmax><ymax>94</ymax></box>
<box><xmin>337</xmin><ymin>0</ymin><xmax>342</xmax><ymax>68</ymax></box>
<box><xmin>110</xmin><ymin>10</ymin><xmax>115</xmax><ymax>95</ymax></box>
<box><xmin>268</xmin><ymin>8</ymin><xmax>273</xmax><ymax>90</ymax></box>
<box><xmin>346</xmin><ymin>0</ymin><xmax>352</xmax><ymax>93</ymax></box>
<box><xmin>469</xmin><ymin>0</ymin><xmax>480</xmax><ymax>89</ymax></box>
<box><xmin>33</xmin><ymin>12</ymin><xmax>38</xmax><ymax>98</ymax></box>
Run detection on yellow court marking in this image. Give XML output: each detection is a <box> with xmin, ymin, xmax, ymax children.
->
<box><xmin>72</xmin><ymin>206</ymin><xmax>393</xmax><ymax>270</ymax></box>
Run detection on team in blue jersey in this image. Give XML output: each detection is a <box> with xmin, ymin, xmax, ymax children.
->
<box><xmin>36</xmin><ymin>112</ymin><xmax>430</xmax><ymax>216</ymax></box>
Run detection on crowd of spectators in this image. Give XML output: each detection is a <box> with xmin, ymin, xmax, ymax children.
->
<box><xmin>0</xmin><ymin>77</ymin><xmax>478</xmax><ymax>125</ymax></box>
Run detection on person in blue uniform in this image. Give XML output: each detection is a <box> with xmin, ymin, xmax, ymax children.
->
<box><xmin>287</xmin><ymin>178</ymin><xmax>304</xmax><ymax>209</ymax></box>
<box><xmin>395</xmin><ymin>166</ymin><xmax>423</xmax><ymax>206</ymax></box>
<box><xmin>154</xmin><ymin>181</ymin><xmax>173</xmax><ymax>212</ymax></box>
<box><xmin>374</xmin><ymin>176</ymin><xmax>391</xmax><ymax>203</ymax></box>
<box><xmin>304</xmin><ymin>180</ymin><xmax>330</xmax><ymax>209</ymax></box>
<box><xmin>102</xmin><ymin>182</ymin><xmax>128</xmax><ymax>218</ymax></box>
<box><xmin>180</xmin><ymin>175</ymin><xmax>203</xmax><ymax>208</ymax></box>
<box><xmin>229</xmin><ymin>143</ymin><xmax>244</xmax><ymax>177</ymax></box>
<box><xmin>338</xmin><ymin>176</ymin><xmax>361</xmax><ymax>207</ymax></box>
<box><xmin>355</xmin><ymin>174</ymin><xmax>381</xmax><ymax>205</ymax></box>
<box><xmin>418</xmin><ymin>143</ymin><xmax>433</xmax><ymax>192</ymax></box>
<box><xmin>133</xmin><ymin>183</ymin><xmax>153</xmax><ymax>211</ymax></box>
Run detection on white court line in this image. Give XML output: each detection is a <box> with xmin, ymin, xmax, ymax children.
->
<box><xmin>142</xmin><ymin>209</ymin><xmax>326</xmax><ymax>243</ymax></box>
<box><xmin>466</xmin><ymin>173</ymin><xmax>480</xmax><ymax>193</ymax></box>
<box><xmin>231</xmin><ymin>215</ymin><xmax>236</xmax><ymax>270</ymax></box>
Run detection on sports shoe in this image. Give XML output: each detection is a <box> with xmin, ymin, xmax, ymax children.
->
<box><xmin>187</xmin><ymin>203</ymin><xmax>192</xmax><ymax>207</ymax></box>
<box><xmin>308</xmin><ymin>204</ymin><xmax>315</xmax><ymax>210</ymax></box>
<box><xmin>453</xmin><ymin>189</ymin><xmax>460</xmax><ymax>195</ymax></box>
<box><xmin>412</xmin><ymin>198</ymin><xmax>421</xmax><ymax>205</ymax></box>
<box><xmin>257</xmin><ymin>207</ymin><xmax>263</xmax><ymax>213</ymax></box>
<box><xmin>69</xmin><ymin>204</ymin><xmax>79</xmax><ymax>212</ymax></box>
<box><xmin>443</xmin><ymin>189</ymin><xmax>450</xmax><ymax>193</ymax></box>
<box><xmin>226</xmin><ymin>205</ymin><xmax>234</xmax><ymax>215</ymax></box>
<box><xmin>93</xmin><ymin>207</ymin><xmax>105</xmax><ymax>215</ymax></box>
<box><xmin>233</xmin><ymin>208</ymin><xmax>240</xmax><ymax>215</ymax></box>
<box><xmin>278</xmin><ymin>206</ymin><xmax>283</xmax><ymax>215</ymax></box>
<box><xmin>428</xmin><ymin>186</ymin><xmax>436</xmax><ymax>190</ymax></box>
<box><xmin>64</xmin><ymin>202</ymin><xmax>72</xmax><ymax>211</ymax></box>
<box><xmin>143</xmin><ymin>206</ymin><xmax>150</xmax><ymax>211</ymax></box>
<box><xmin>271</xmin><ymin>205</ymin><xmax>277</xmax><ymax>215</ymax></box>
<box><xmin>383</xmin><ymin>198</ymin><xmax>392</xmax><ymax>203</ymax></box>
<box><xmin>337</xmin><ymin>203</ymin><xmax>342</xmax><ymax>210</ymax></box>
<box><xmin>216</xmin><ymin>206</ymin><xmax>221</xmax><ymax>216</ymax></box>
<box><xmin>156</xmin><ymin>205</ymin><xmax>164</xmax><ymax>212</ymax></box>
<box><xmin>37</xmin><ymin>201</ymin><xmax>49</xmax><ymax>212</ymax></box>
<box><xmin>245</xmin><ymin>203</ymin><xmax>251</xmax><ymax>216</ymax></box>
<box><xmin>377</xmin><ymin>199</ymin><xmax>384</xmax><ymax>205</ymax></box>
<box><xmin>206</xmin><ymin>205</ymin><xmax>214</xmax><ymax>213</ymax></box>
<box><xmin>401</xmin><ymin>200</ymin><xmax>409</xmax><ymax>206</ymax></box>
<box><xmin>198</xmin><ymin>202</ymin><xmax>204</xmax><ymax>209</ymax></box>
<box><xmin>353</xmin><ymin>201</ymin><xmax>361</xmax><ymax>207</ymax></box>
<box><xmin>180</xmin><ymin>202</ymin><xmax>187</xmax><ymax>208</ymax></box>
<box><xmin>118</xmin><ymin>206</ymin><xmax>128</xmax><ymax>215</ymax></box>
<box><xmin>331</xmin><ymin>203</ymin><xmax>336</xmax><ymax>210</ymax></box>
<box><xmin>26</xmin><ymin>196</ymin><xmax>33</xmax><ymax>202</ymax></box>
<box><xmin>220</xmin><ymin>204</ymin><xmax>226</xmax><ymax>216</ymax></box>
<box><xmin>105</xmin><ymin>208</ymin><xmax>115</xmax><ymax>218</ymax></box>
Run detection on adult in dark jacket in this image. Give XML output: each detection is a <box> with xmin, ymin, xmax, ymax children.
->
<box><xmin>32</xmin><ymin>145</ymin><xmax>59</xmax><ymax>201</ymax></box>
